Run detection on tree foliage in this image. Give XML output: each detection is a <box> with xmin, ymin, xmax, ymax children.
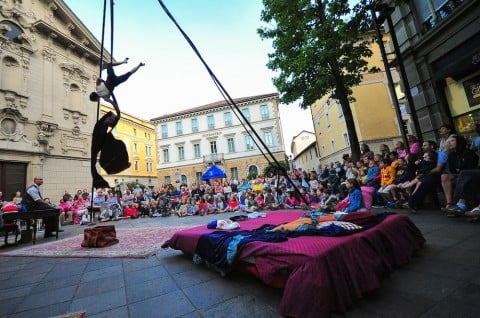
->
<box><xmin>263</xmin><ymin>160</ymin><xmax>290</xmax><ymax>177</ymax></box>
<box><xmin>258</xmin><ymin>0</ymin><xmax>376</xmax><ymax>160</ymax></box>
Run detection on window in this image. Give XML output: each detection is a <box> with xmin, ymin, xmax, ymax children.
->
<box><xmin>178</xmin><ymin>146</ymin><xmax>185</xmax><ymax>160</ymax></box>
<box><xmin>207</xmin><ymin>115</ymin><xmax>215</xmax><ymax>129</ymax></box>
<box><xmin>133</xmin><ymin>143</ymin><xmax>138</xmax><ymax>153</ymax></box>
<box><xmin>326</xmin><ymin>113</ymin><xmax>331</xmax><ymax>128</ymax></box>
<box><xmin>161</xmin><ymin>124</ymin><xmax>168</xmax><ymax>138</ymax></box>
<box><xmin>248</xmin><ymin>165</ymin><xmax>258</xmax><ymax>176</ymax></box>
<box><xmin>191</xmin><ymin>118</ymin><xmax>199</xmax><ymax>132</ymax></box>
<box><xmin>224</xmin><ymin>112</ymin><xmax>232</xmax><ymax>126</ymax></box>
<box><xmin>1</xmin><ymin>21</ymin><xmax>23</xmax><ymax>44</ymax></box>
<box><xmin>337</xmin><ymin>103</ymin><xmax>343</xmax><ymax>118</ymax></box>
<box><xmin>196</xmin><ymin>172</ymin><xmax>203</xmax><ymax>184</ymax></box>
<box><xmin>260</xmin><ymin>104</ymin><xmax>270</xmax><ymax>119</ymax></box>
<box><xmin>210</xmin><ymin>141</ymin><xmax>217</xmax><ymax>154</ymax></box>
<box><xmin>165</xmin><ymin>176</ymin><xmax>171</xmax><ymax>185</ymax></box>
<box><xmin>176</xmin><ymin>121</ymin><xmax>183</xmax><ymax>136</ymax></box>
<box><xmin>133</xmin><ymin>128</ymin><xmax>137</xmax><ymax>136</ymax></box>
<box><xmin>193</xmin><ymin>143</ymin><xmax>201</xmax><ymax>158</ymax></box>
<box><xmin>413</xmin><ymin>0</ymin><xmax>456</xmax><ymax>31</ymax></box>
<box><xmin>163</xmin><ymin>149</ymin><xmax>169</xmax><ymax>163</ymax></box>
<box><xmin>134</xmin><ymin>160</ymin><xmax>139</xmax><ymax>171</ymax></box>
<box><xmin>245</xmin><ymin>135</ymin><xmax>255</xmax><ymax>150</ymax></box>
<box><xmin>241</xmin><ymin>108</ymin><xmax>251</xmax><ymax>121</ymax></box>
<box><xmin>343</xmin><ymin>132</ymin><xmax>350</xmax><ymax>146</ymax></box>
<box><xmin>227</xmin><ymin>138</ymin><xmax>235</xmax><ymax>153</ymax></box>
<box><xmin>264</xmin><ymin>131</ymin><xmax>273</xmax><ymax>146</ymax></box>
<box><xmin>230</xmin><ymin>167</ymin><xmax>238</xmax><ymax>180</ymax></box>
<box><xmin>69</xmin><ymin>84</ymin><xmax>81</xmax><ymax>111</ymax></box>
<box><xmin>330</xmin><ymin>140</ymin><xmax>335</xmax><ymax>151</ymax></box>
<box><xmin>146</xmin><ymin>162</ymin><xmax>152</xmax><ymax>172</ymax></box>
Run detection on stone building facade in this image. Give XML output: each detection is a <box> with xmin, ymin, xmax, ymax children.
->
<box><xmin>384</xmin><ymin>0</ymin><xmax>480</xmax><ymax>140</ymax></box>
<box><xmin>0</xmin><ymin>0</ymin><xmax>104</xmax><ymax>199</ymax></box>
<box><xmin>150</xmin><ymin>93</ymin><xmax>286</xmax><ymax>186</ymax></box>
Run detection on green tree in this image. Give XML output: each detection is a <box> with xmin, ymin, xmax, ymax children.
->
<box><xmin>263</xmin><ymin>160</ymin><xmax>290</xmax><ymax>177</ymax></box>
<box><xmin>258</xmin><ymin>0</ymin><xmax>375</xmax><ymax>161</ymax></box>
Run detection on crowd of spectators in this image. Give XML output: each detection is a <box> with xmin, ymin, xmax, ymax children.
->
<box><xmin>1</xmin><ymin>125</ymin><xmax>479</xmax><ymax>225</ymax></box>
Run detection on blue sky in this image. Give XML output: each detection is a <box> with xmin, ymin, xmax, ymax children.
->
<box><xmin>64</xmin><ymin>0</ymin><xmax>314</xmax><ymax>153</ymax></box>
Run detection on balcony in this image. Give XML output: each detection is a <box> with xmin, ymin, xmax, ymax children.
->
<box><xmin>203</xmin><ymin>153</ymin><xmax>224</xmax><ymax>164</ymax></box>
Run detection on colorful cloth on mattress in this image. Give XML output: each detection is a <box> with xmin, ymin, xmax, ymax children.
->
<box><xmin>194</xmin><ymin>224</ymin><xmax>288</xmax><ymax>274</ymax></box>
<box><xmin>195</xmin><ymin>213</ymin><xmax>389</xmax><ymax>274</ymax></box>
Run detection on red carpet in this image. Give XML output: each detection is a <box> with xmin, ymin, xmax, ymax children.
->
<box><xmin>0</xmin><ymin>226</ymin><xmax>190</xmax><ymax>259</ymax></box>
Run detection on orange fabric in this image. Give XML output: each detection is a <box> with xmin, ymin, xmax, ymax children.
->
<box><xmin>272</xmin><ymin>217</ymin><xmax>314</xmax><ymax>232</ymax></box>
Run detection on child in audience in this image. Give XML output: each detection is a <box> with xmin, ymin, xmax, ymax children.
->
<box><xmin>399</xmin><ymin>150</ymin><xmax>437</xmax><ymax>196</ymax></box>
<box><xmin>215</xmin><ymin>196</ymin><xmax>227</xmax><ymax>213</ymax></box>
<box><xmin>80</xmin><ymin>210</ymin><xmax>91</xmax><ymax>225</ymax></box>
<box><xmin>197</xmin><ymin>197</ymin><xmax>208</xmax><ymax>216</ymax></box>
<box><xmin>246</xmin><ymin>192</ymin><xmax>259</xmax><ymax>212</ymax></box>
<box><xmin>377</xmin><ymin>158</ymin><xmax>397</xmax><ymax>204</ymax></box>
<box><xmin>284</xmin><ymin>191</ymin><xmax>299</xmax><ymax>209</ymax></box>
<box><xmin>225</xmin><ymin>195</ymin><xmax>240</xmax><ymax>212</ymax></box>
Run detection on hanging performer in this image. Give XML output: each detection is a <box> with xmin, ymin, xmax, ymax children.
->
<box><xmin>89</xmin><ymin>58</ymin><xmax>145</xmax><ymax>104</ymax></box>
<box><xmin>90</xmin><ymin>96</ymin><xmax>130</xmax><ymax>189</ymax></box>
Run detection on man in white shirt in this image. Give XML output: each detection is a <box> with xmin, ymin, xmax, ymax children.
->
<box><xmin>89</xmin><ymin>58</ymin><xmax>145</xmax><ymax>104</ymax></box>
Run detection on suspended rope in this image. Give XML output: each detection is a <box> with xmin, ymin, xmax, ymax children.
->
<box><xmin>90</xmin><ymin>0</ymin><xmax>115</xmax><ymax>222</ymax></box>
<box><xmin>157</xmin><ymin>0</ymin><xmax>308</xmax><ymax>204</ymax></box>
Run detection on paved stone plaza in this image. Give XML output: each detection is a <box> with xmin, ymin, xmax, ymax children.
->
<box><xmin>0</xmin><ymin>209</ymin><xmax>479</xmax><ymax>318</ymax></box>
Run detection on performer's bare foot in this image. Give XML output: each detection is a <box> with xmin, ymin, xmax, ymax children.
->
<box><xmin>139</xmin><ymin>62</ymin><xmax>145</xmax><ymax>67</ymax></box>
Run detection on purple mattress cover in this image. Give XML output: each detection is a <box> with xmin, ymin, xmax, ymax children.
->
<box><xmin>163</xmin><ymin>211</ymin><xmax>425</xmax><ymax>318</ymax></box>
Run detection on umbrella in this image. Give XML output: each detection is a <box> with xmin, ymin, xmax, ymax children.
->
<box><xmin>202</xmin><ymin>165</ymin><xmax>227</xmax><ymax>180</ymax></box>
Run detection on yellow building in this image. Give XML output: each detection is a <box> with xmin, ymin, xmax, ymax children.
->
<box><xmin>311</xmin><ymin>33</ymin><xmax>402</xmax><ymax>165</ymax></box>
<box><xmin>99</xmin><ymin>104</ymin><xmax>157</xmax><ymax>188</ymax></box>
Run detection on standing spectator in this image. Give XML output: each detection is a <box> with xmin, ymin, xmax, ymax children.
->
<box><xmin>133</xmin><ymin>184</ymin><xmax>143</xmax><ymax>196</ymax></box>
<box><xmin>360</xmin><ymin>144</ymin><xmax>374</xmax><ymax>160</ymax></box>
<box><xmin>408</xmin><ymin>135</ymin><xmax>422</xmax><ymax>156</ymax></box>
<box><xmin>438</xmin><ymin>124</ymin><xmax>455</xmax><ymax>153</ymax></box>
<box><xmin>394</xmin><ymin>140</ymin><xmax>407</xmax><ymax>159</ymax></box>
<box><xmin>379</xmin><ymin>144</ymin><xmax>390</xmax><ymax>160</ymax></box>
<box><xmin>222</xmin><ymin>181</ymin><xmax>232</xmax><ymax>200</ymax></box>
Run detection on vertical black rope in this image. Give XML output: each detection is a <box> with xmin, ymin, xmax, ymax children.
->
<box><xmin>110</xmin><ymin>0</ymin><xmax>114</xmax><ymax>62</ymax></box>
<box><xmin>90</xmin><ymin>0</ymin><xmax>109</xmax><ymax>223</ymax></box>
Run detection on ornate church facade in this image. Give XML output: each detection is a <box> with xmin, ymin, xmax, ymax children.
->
<box><xmin>0</xmin><ymin>0</ymin><xmax>103</xmax><ymax>199</ymax></box>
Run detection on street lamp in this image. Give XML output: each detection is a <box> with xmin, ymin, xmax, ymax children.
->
<box><xmin>370</xmin><ymin>4</ymin><xmax>423</xmax><ymax>146</ymax></box>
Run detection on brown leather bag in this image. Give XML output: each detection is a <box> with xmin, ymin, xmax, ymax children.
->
<box><xmin>81</xmin><ymin>225</ymin><xmax>119</xmax><ymax>248</ymax></box>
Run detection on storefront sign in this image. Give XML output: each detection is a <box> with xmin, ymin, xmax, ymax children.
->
<box><xmin>463</xmin><ymin>75</ymin><xmax>480</xmax><ymax>108</ymax></box>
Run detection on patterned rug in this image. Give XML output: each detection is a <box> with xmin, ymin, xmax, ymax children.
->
<box><xmin>0</xmin><ymin>226</ymin><xmax>190</xmax><ymax>259</ymax></box>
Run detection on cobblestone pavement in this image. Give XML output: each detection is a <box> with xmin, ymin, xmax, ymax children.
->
<box><xmin>0</xmin><ymin>208</ymin><xmax>479</xmax><ymax>317</ymax></box>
